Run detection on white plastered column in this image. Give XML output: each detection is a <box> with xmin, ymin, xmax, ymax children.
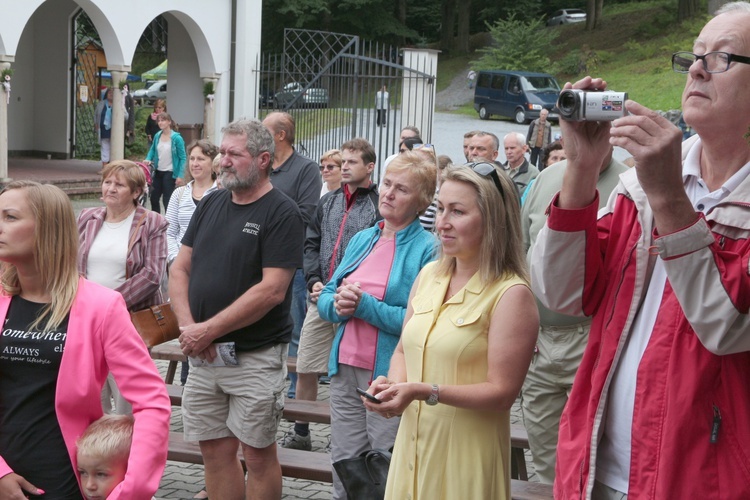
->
<box><xmin>110</xmin><ymin>69</ymin><xmax>128</xmax><ymax>162</ymax></box>
<box><xmin>0</xmin><ymin>60</ymin><xmax>11</xmax><ymax>182</ymax></box>
<box><xmin>401</xmin><ymin>49</ymin><xmax>439</xmax><ymax>142</ymax></box>
<box><xmin>202</xmin><ymin>75</ymin><xmax>219</xmax><ymax>143</ymax></box>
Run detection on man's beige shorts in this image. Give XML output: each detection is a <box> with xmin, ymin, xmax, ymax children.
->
<box><xmin>182</xmin><ymin>343</ymin><xmax>287</xmax><ymax>448</ymax></box>
<box><xmin>296</xmin><ymin>301</ymin><xmax>337</xmax><ymax>374</ymax></box>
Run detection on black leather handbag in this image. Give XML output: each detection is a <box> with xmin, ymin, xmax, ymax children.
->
<box><xmin>332</xmin><ymin>448</ymin><xmax>392</xmax><ymax>500</ymax></box>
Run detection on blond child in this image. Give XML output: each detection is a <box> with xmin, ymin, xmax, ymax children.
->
<box><xmin>76</xmin><ymin>415</ymin><xmax>134</xmax><ymax>500</ymax></box>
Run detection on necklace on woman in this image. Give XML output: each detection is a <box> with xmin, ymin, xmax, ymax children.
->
<box><xmin>193</xmin><ymin>180</ymin><xmax>213</xmax><ymax>201</ymax></box>
<box><xmin>193</xmin><ymin>187</ymin><xmax>207</xmax><ymax>200</ymax></box>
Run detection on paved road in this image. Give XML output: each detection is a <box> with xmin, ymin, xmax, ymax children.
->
<box><xmin>431</xmin><ymin>111</ymin><xmax>631</xmax><ymax>166</ymax></box>
<box><xmin>353</xmin><ymin>110</ymin><xmax>630</xmax><ymax>183</ymax></box>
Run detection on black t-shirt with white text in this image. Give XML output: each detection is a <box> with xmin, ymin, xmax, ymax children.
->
<box><xmin>0</xmin><ymin>296</ymin><xmax>80</xmax><ymax>499</ymax></box>
<box><xmin>182</xmin><ymin>188</ymin><xmax>304</xmax><ymax>351</ymax></box>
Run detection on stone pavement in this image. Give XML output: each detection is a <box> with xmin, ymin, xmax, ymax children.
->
<box><xmin>5</xmin><ymin>157</ymin><xmax>102</xmax><ymax>182</ymax></box>
<box><xmin>152</xmin><ymin>358</ymin><xmax>536</xmax><ymax>499</ymax></box>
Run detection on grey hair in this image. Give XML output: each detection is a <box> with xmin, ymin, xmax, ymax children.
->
<box><xmin>504</xmin><ymin>132</ymin><xmax>527</xmax><ymax>148</ymax></box>
<box><xmin>716</xmin><ymin>1</ymin><xmax>750</xmax><ymax>15</ymax></box>
<box><xmin>474</xmin><ymin>131</ymin><xmax>500</xmax><ymax>152</ymax></box>
<box><xmin>222</xmin><ymin>118</ymin><xmax>275</xmax><ymax>159</ymax></box>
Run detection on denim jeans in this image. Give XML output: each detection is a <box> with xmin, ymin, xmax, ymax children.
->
<box><xmin>287</xmin><ymin>268</ymin><xmax>307</xmax><ymax>398</ymax></box>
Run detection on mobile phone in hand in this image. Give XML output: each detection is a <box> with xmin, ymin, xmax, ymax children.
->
<box><xmin>356</xmin><ymin>387</ymin><xmax>381</xmax><ymax>404</ymax></box>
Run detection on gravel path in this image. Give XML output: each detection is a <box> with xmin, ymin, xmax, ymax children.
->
<box><xmin>436</xmin><ymin>64</ymin><xmax>474</xmax><ymax>111</ymax></box>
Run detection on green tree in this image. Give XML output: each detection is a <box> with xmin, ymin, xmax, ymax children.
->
<box><xmin>472</xmin><ymin>14</ymin><xmax>559</xmax><ymax>72</ymax></box>
<box><xmin>439</xmin><ymin>0</ymin><xmax>457</xmax><ymax>52</ymax></box>
<box><xmin>677</xmin><ymin>0</ymin><xmax>701</xmax><ymax>21</ymax></box>
<box><xmin>262</xmin><ymin>0</ymin><xmax>418</xmax><ymax>52</ymax></box>
<box><xmin>585</xmin><ymin>0</ymin><xmax>604</xmax><ymax>30</ymax></box>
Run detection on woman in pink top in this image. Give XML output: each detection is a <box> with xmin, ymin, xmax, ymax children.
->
<box><xmin>0</xmin><ymin>181</ymin><xmax>170</xmax><ymax>499</ymax></box>
<box><xmin>317</xmin><ymin>152</ymin><xmax>438</xmax><ymax>500</ymax></box>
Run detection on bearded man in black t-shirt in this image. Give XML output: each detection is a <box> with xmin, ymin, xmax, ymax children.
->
<box><xmin>170</xmin><ymin>118</ymin><xmax>303</xmax><ymax>500</ymax></box>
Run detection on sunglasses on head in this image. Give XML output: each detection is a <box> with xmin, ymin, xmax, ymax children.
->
<box><xmin>467</xmin><ymin>162</ymin><xmax>506</xmax><ymax>202</ymax></box>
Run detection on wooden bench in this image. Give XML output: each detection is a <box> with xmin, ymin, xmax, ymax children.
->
<box><xmin>167</xmin><ymin>431</ymin><xmax>332</xmax><ymax>482</ymax></box>
<box><xmin>167</xmin><ymin>383</ymin><xmax>531</xmax><ymax>480</ymax></box>
<box><xmin>510</xmin><ymin>480</ymin><xmax>554</xmax><ymax>500</ymax></box>
<box><xmin>166</xmin><ymin>384</ymin><xmax>332</xmax><ymax>425</ymax></box>
<box><xmin>510</xmin><ymin>424</ymin><xmax>529</xmax><ymax>481</ymax></box>
<box><xmin>149</xmin><ymin>342</ymin><xmax>185</xmax><ymax>384</ymax></box>
<box><xmin>167</xmin><ymin>431</ymin><xmax>551</xmax><ymax>498</ymax></box>
<box><xmin>149</xmin><ymin>341</ymin><xmax>297</xmax><ymax>384</ymax></box>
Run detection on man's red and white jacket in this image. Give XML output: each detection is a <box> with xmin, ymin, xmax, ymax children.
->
<box><xmin>531</xmin><ymin>136</ymin><xmax>750</xmax><ymax>499</ymax></box>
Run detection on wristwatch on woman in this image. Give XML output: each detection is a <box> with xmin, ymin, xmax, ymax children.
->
<box><xmin>425</xmin><ymin>384</ymin><xmax>439</xmax><ymax>406</ymax></box>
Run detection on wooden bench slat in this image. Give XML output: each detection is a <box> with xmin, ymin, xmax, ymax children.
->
<box><xmin>281</xmin><ymin>399</ymin><xmax>332</xmax><ymax>424</ymax></box>
<box><xmin>167</xmin><ymin>433</ymin><xmax>550</xmax><ymax>497</ymax></box>
<box><xmin>167</xmin><ymin>432</ymin><xmax>333</xmax><ymax>483</ymax></box>
<box><xmin>149</xmin><ymin>341</ymin><xmax>187</xmax><ymax>362</ymax></box>
<box><xmin>167</xmin><ymin>383</ymin><xmax>531</xmax><ymax>480</ymax></box>
<box><xmin>168</xmin><ymin>384</ymin><xmax>529</xmax><ymax>444</ymax></box>
<box><xmin>166</xmin><ymin>385</ymin><xmax>330</xmax><ymax>425</ymax></box>
<box><xmin>510</xmin><ymin>479</ymin><xmax>554</xmax><ymax>500</ymax></box>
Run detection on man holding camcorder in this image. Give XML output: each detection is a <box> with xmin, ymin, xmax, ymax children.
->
<box><xmin>531</xmin><ymin>2</ymin><xmax>750</xmax><ymax>498</ymax></box>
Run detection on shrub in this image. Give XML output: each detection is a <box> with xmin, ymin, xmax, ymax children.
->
<box><xmin>472</xmin><ymin>14</ymin><xmax>559</xmax><ymax>73</ymax></box>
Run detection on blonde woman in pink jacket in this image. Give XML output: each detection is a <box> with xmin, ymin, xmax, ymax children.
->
<box><xmin>0</xmin><ymin>181</ymin><xmax>170</xmax><ymax>499</ymax></box>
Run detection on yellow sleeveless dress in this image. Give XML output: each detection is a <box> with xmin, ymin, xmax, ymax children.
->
<box><xmin>384</xmin><ymin>262</ymin><xmax>527</xmax><ymax>500</ymax></box>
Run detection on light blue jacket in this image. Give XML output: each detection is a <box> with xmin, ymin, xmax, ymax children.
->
<box><xmin>318</xmin><ymin>218</ymin><xmax>437</xmax><ymax>378</ymax></box>
<box><xmin>145</xmin><ymin>130</ymin><xmax>187</xmax><ymax>180</ymax></box>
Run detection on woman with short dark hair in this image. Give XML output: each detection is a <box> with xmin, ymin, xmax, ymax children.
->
<box><xmin>77</xmin><ymin>160</ymin><xmax>168</xmax><ymax>414</ymax></box>
<box><xmin>165</xmin><ymin>139</ymin><xmax>220</xmax><ymax>266</ymax></box>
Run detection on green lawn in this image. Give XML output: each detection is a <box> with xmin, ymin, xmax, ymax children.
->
<box><xmin>437</xmin><ymin>0</ymin><xmax>709</xmax><ymax>112</ymax></box>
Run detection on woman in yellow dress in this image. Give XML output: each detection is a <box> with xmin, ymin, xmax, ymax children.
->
<box><xmin>365</xmin><ymin>162</ymin><xmax>539</xmax><ymax>499</ymax></box>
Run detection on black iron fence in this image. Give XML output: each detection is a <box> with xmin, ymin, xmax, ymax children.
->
<box><xmin>255</xmin><ymin>29</ymin><xmax>435</xmax><ymax>183</ymax></box>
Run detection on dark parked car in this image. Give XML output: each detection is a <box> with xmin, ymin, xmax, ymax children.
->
<box><xmin>274</xmin><ymin>82</ymin><xmax>329</xmax><ymax>109</ymax></box>
<box><xmin>547</xmin><ymin>9</ymin><xmax>587</xmax><ymax>26</ymax></box>
<box><xmin>473</xmin><ymin>70</ymin><xmax>560</xmax><ymax>124</ymax></box>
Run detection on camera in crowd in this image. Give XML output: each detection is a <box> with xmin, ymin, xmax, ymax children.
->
<box><xmin>557</xmin><ymin>89</ymin><xmax>628</xmax><ymax>121</ymax></box>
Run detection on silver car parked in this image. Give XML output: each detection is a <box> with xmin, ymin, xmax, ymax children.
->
<box><xmin>133</xmin><ymin>80</ymin><xmax>167</xmax><ymax>105</ymax></box>
<box><xmin>547</xmin><ymin>9</ymin><xmax>587</xmax><ymax>26</ymax></box>
<box><xmin>274</xmin><ymin>82</ymin><xmax>329</xmax><ymax>109</ymax></box>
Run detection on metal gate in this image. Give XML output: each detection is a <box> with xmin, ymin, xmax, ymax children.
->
<box><xmin>70</xmin><ymin>9</ymin><xmax>101</xmax><ymax>160</ymax></box>
<box><xmin>255</xmin><ymin>29</ymin><xmax>435</xmax><ymax>182</ymax></box>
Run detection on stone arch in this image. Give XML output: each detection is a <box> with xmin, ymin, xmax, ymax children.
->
<box><xmin>71</xmin><ymin>0</ymin><xmax>124</xmax><ymax>68</ymax></box>
<box><xmin>163</xmin><ymin>10</ymin><xmax>217</xmax><ymax>76</ymax></box>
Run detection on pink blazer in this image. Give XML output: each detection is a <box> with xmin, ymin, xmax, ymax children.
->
<box><xmin>0</xmin><ymin>278</ymin><xmax>171</xmax><ymax>499</ymax></box>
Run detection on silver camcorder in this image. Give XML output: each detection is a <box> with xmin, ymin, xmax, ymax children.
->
<box><xmin>557</xmin><ymin>89</ymin><xmax>628</xmax><ymax>121</ymax></box>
